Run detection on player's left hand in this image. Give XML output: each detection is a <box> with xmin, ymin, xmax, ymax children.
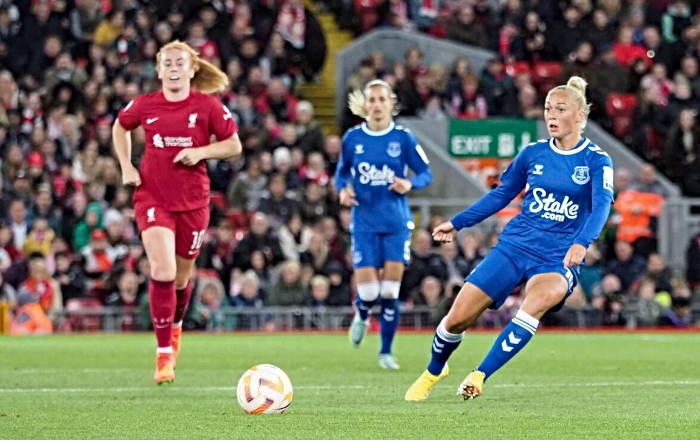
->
<box><xmin>563</xmin><ymin>243</ymin><xmax>586</xmax><ymax>267</ymax></box>
<box><xmin>173</xmin><ymin>149</ymin><xmax>205</xmax><ymax>166</ymax></box>
<box><xmin>388</xmin><ymin>177</ymin><xmax>412</xmax><ymax>194</ymax></box>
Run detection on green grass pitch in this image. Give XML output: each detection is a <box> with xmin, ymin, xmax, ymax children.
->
<box><xmin>1</xmin><ymin>331</ymin><xmax>699</xmax><ymax>440</ymax></box>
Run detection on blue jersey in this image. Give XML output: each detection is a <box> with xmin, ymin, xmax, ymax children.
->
<box><xmin>451</xmin><ymin>137</ymin><xmax>614</xmax><ymax>261</ymax></box>
<box><xmin>335</xmin><ymin>122</ymin><xmax>433</xmax><ymax>233</ymax></box>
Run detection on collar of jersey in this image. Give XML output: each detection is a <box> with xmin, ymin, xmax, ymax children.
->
<box><xmin>548</xmin><ymin>137</ymin><xmax>589</xmax><ymax>155</ymax></box>
<box><xmin>361</xmin><ymin>121</ymin><xmax>395</xmax><ymax>136</ymax></box>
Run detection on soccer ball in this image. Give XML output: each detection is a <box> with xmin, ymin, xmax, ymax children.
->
<box><xmin>237</xmin><ymin>364</ymin><xmax>293</xmax><ymax>414</ymax></box>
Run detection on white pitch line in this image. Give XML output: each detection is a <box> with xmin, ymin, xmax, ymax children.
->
<box><xmin>0</xmin><ymin>385</ymin><xmax>367</xmax><ymax>393</ymax></box>
<box><xmin>0</xmin><ymin>380</ymin><xmax>699</xmax><ymax>394</ymax></box>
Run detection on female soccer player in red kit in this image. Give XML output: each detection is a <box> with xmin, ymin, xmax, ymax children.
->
<box><xmin>113</xmin><ymin>41</ymin><xmax>242</xmax><ymax>384</ymax></box>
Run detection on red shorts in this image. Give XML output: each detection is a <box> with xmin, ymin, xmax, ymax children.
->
<box><xmin>134</xmin><ymin>203</ymin><xmax>210</xmax><ymax>259</ymax></box>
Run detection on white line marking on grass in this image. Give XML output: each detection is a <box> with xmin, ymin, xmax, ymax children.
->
<box><xmin>0</xmin><ymin>381</ymin><xmax>699</xmax><ymax>394</ymax></box>
<box><xmin>0</xmin><ymin>385</ymin><xmax>367</xmax><ymax>393</ymax></box>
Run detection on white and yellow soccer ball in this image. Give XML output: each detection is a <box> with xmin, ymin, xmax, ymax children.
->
<box><xmin>237</xmin><ymin>364</ymin><xmax>293</xmax><ymax>414</ymax></box>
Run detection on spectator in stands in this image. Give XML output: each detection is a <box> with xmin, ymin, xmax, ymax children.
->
<box><xmin>0</xmin><ymin>269</ymin><xmax>16</xmax><ymax>310</ymax></box>
<box><xmin>278</xmin><ymin>212</ymin><xmax>313</xmax><ymax>261</ymax></box>
<box><xmin>457</xmin><ymin>230</ymin><xmax>484</xmax><ymax>275</ymax></box>
<box><xmin>591</xmin><ymin>44</ymin><xmax>629</xmax><ymax>118</ymax></box>
<box><xmin>232</xmin><ymin>212</ymin><xmax>285</xmax><ymax>272</ymax></box>
<box><xmin>7</xmin><ymin>198</ymin><xmax>30</xmax><ymax>251</ymax></box>
<box><xmin>579</xmin><ymin>243</ymin><xmax>604</xmax><ymax>303</ymax></box>
<box><xmin>255</xmin><ymin>77</ymin><xmax>299</xmax><ymax>123</ymax></box>
<box><xmin>22</xmin><ymin>217</ymin><xmax>54</xmax><ymax>258</ymax></box>
<box><xmin>105</xmin><ymin>270</ymin><xmax>141</xmax><ymax>307</ymax></box>
<box><xmin>400</xmin><ymin>230</ymin><xmax>443</xmax><ymax>300</ymax></box>
<box><xmin>295</xmin><ymin>101</ymin><xmax>324</xmax><ymax>155</ymax></box>
<box><xmin>450</xmin><ymin>74</ymin><xmax>488</xmax><ymax>119</ymax></box>
<box><xmin>323</xmin><ymin>260</ymin><xmax>352</xmax><ymax>305</ymax></box>
<box><xmin>655</xmin><ymin>81</ymin><xmax>700</xmax><ymax>137</ymax></box>
<box><xmin>73</xmin><ymin>201</ymin><xmax>103</xmax><ymax>253</ymax></box>
<box><xmin>632</xmin><ymin>164</ymin><xmax>668</xmax><ymax>197</ymax></box>
<box><xmin>53</xmin><ymin>250</ymin><xmax>87</xmax><ymax>305</ymax></box>
<box><xmin>230</xmin><ymin>269</ymin><xmax>266</xmax><ymax>330</ymax></box>
<box><xmin>446</xmin><ymin>5</ymin><xmax>487</xmax><ymax>48</ymax></box>
<box><xmin>269</xmin><ymin>260</ymin><xmax>307</xmax><ymax>306</ymax></box>
<box><xmin>18</xmin><ymin>254</ymin><xmax>62</xmax><ymax>321</ymax></box>
<box><xmin>592</xmin><ymin>273</ymin><xmax>627</xmax><ymax>326</ymax></box>
<box><xmin>191</xmin><ymin>275</ymin><xmax>235</xmax><ymax>331</ymax></box>
<box><xmin>258</xmin><ymin>173</ymin><xmax>299</xmax><ymax>230</ymax></box>
<box><xmin>606</xmin><ymin>240</ymin><xmax>647</xmax><ymax>292</ymax></box>
<box><xmin>661</xmin><ymin>0</ymin><xmax>693</xmax><ymax>43</ymax></box>
<box><xmin>664</xmin><ymin>108</ymin><xmax>700</xmax><ymax>194</ymax></box>
<box><xmin>657</xmin><ymin>291</ymin><xmax>693</xmax><ymax>326</ymax></box>
<box><xmin>625</xmin><ymin>276</ymin><xmax>664</xmax><ymax>327</ymax></box>
<box><xmin>614</xmin><ymin>178</ymin><xmax>665</xmax><ymax>256</ymax></box>
<box><xmin>9</xmin><ymin>292</ymin><xmax>53</xmax><ymax>336</ymax></box>
<box><xmin>94</xmin><ymin>10</ymin><xmax>124</xmax><ymax>47</ymax></box>
<box><xmin>480</xmin><ymin>55</ymin><xmax>518</xmax><ymax>116</ymax></box>
<box><xmin>198</xmin><ymin>218</ymin><xmax>237</xmax><ymax>289</ymax></box>
<box><xmin>226</xmin><ymin>155</ymin><xmax>267</xmax><ymax>212</ymax></box>
<box><xmin>305</xmin><ymin>274</ymin><xmax>332</xmax><ymax>307</ymax></box>
<box><xmin>274</xmin><ymin>0</ymin><xmax>327</xmax><ymax>82</ymax></box>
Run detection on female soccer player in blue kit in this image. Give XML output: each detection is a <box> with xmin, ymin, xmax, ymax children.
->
<box><xmin>335</xmin><ymin>79</ymin><xmax>433</xmax><ymax>369</ymax></box>
<box><xmin>405</xmin><ymin>76</ymin><xmax>614</xmax><ymax>400</ymax></box>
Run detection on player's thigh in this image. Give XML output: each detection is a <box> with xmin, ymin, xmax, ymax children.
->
<box><xmin>521</xmin><ymin>268</ymin><xmax>575</xmax><ymax>320</ymax></box>
<box><xmin>351</xmin><ymin>232</ymin><xmax>382</xmax><ymax>273</ymax></box>
<box><xmin>136</xmin><ymin>203</ymin><xmax>177</xmax><ymax>281</ymax></box>
<box><xmin>445</xmin><ymin>282</ymin><xmax>494</xmax><ymax>333</ymax></box>
<box><xmin>174</xmin><ymin>206</ymin><xmax>210</xmax><ymax>260</ymax></box>
<box><xmin>379</xmin><ymin>231</ymin><xmax>411</xmax><ymax>282</ymax></box>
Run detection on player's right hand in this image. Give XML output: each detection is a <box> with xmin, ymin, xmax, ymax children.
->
<box><xmin>121</xmin><ymin>164</ymin><xmax>142</xmax><ymax>187</ymax></box>
<box><xmin>339</xmin><ymin>187</ymin><xmax>359</xmax><ymax>206</ymax></box>
<box><xmin>432</xmin><ymin>221</ymin><xmax>457</xmax><ymax>243</ymax></box>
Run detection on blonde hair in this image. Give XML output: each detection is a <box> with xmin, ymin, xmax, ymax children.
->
<box><xmin>348</xmin><ymin>79</ymin><xmax>399</xmax><ymax>119</ymax></box>
<box><xmin>156</xmin><ymin>40</ymin><xmax>228</xmax><ymax>94</ymax></box>
<box><xmin>549</xmin><ymin>76</ymin><xmax>592</xmax><ymax>133</ymax></box>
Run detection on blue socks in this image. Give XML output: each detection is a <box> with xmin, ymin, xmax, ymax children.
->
<box><xmin>427</xmin><ymin>318</ymin><xmax>464</xmax><ymax>375</ymax></box>
<box><xmin>379</xmin><ymin>298</ymin><xmax>399</xmax><ymax>355</ymax></box>
<box><xmin>477</xmin><ymin>310</ymin><xmax>539</xmax><ymax>379</ymax></box>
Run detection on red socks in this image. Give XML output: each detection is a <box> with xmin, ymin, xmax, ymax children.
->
<box><xmin>148</xmin><ymin>279</ymin><xmax>176</xmax><ymax>349</ymax></box>
<box><xmin>174</xmin><ymin>281</ymin><xmax>193</xmax><ymax>323</ymax></box>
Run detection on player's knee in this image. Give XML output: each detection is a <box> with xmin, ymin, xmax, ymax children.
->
<box><xmin>380</xmin><ymin>280</ymin><xmax>401</xmax><ymax>299</ymax></box>
<box><xmin>150</xmin><ymin>265</ymin><xmax>176</xmax><ymax>282</ymax></box>
<box><xmin>357</xmin><ymin>281</ymin><xmax>380</xmax><ymax>302</ymax></box>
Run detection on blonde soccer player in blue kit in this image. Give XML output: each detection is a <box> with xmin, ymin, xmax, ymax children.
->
<box><xmin>405</xmin><ymin>76</ymin><xmax>614</xmax><ymax>400</ymax></box>
<box><xmin>335</xmin><ymin>79</ymin><xmax>433</xmax><ymax>369</ymax></box>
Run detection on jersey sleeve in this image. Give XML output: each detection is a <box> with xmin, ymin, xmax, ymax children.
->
<box><xmin>334</xmin><ymin>131</ymin><xmax>354</xmax><ymax>194</ymax></box>
<box><xmin>404</xmin><ymin>130</ymin><xmax>433</xmax><ymax>190</ymax></box>
<box><xmin>451</xmin><ymin>147</ymin><xmax>529</xmax><ymax>230</ymax></box>
<box><xmin>117</xmin><ymin>97</ymin><xmax>144</xmax><ymax>130</ymax></box>
<box><xmin>208</xmin><ymin>98</ymin><xmax>238</xmax><ymax>140</ymax></box>
<box><xmin>574</xmin><ymin>154</ymin><xmax>614</xmax><ymax>248</ymax></box>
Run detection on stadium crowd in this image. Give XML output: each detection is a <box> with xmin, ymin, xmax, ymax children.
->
<box><xmin>0</xmin><ymin>0</ymin><xmax>699</xmax><ymax>334</ymax></box>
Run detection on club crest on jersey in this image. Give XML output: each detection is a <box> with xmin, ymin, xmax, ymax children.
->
<box><xmin>355</xmin><ymin>144</ymin><xmax>364</xmax><ymax>154</ymax></box>
<box><xmin>153</xmin><ymin>134</ymin><xmax>164</xmax><ymax>148</ymax></box>
<box><xmin>387</xmin><ymin>142</ymin><xmax>401</xmax><ymax>158</ymax></box>
<box><xmin>188</xmin><ymin>113</ymin><xmax>198</xmax><ymax>128</ymax></box>
<box><xmin>571</xmin><ymin>166</ymin><xmax>590</xmax><ymax>185</ymax></box>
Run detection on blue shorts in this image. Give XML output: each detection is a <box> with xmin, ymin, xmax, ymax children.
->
<box><xmin>466</xmin><ymin>244</ymin><xmax>579</xmax><ymax>310</ymax></box>
<box><xmin>352</xmin><ymin>231</ymin><xmax>412</xmax><ymax>269</ymax></box>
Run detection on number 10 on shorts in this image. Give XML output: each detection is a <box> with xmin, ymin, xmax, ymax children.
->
<box><xmin>189</xmin><ymin>230</ymin><xmax>206</xmax><ymax>255</ymax></box>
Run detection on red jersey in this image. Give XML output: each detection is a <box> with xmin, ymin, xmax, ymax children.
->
<box><xmin>118</xmin><ymin>90</ymin><xmax>237</xmax><ymax>212</ymax></box>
